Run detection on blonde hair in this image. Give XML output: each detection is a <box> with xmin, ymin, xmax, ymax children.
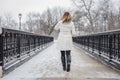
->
<box><xmin>61</xmin><ymin>12</ymin><xmax>72</xmax><ymax>23</ymax></box>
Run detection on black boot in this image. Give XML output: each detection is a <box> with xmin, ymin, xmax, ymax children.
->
<box><xmin>66</xmin><ymin>52</ymin><xmax>71</xmax><ymax>72</ymax></box>
<box><xmin>66</xmin><ymin>63</ymin><xmax>70</xmax><ymax>72</ymax></box>
<box><xmin>61</xmin><ymin>56</ymin><xmax>66</xmax><ymax>71</ymax></box>
<box><xmin>63</xmin><ymin>64</ymin><xmax>66</xmax><ymax>71</ymax></box>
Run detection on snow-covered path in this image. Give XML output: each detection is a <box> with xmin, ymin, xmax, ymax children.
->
<box><xmin>1</xmin><ymin>41</ymin><xmax>120</xmax><ymax>80</ymax></box>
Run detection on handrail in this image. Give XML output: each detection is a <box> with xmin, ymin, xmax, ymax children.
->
<box><xmin>0</xmin><ymin>28</ymin><xmax>54</xmax><ymax>71</ymax></box>
<box><xmin>73</xmin><ymin>30</ymin><xmax>120</xmax><ymax>70</ymax></box>
<box><xmin>77</xmin><ymin>29</ymin><xmax>120</xmax><ymax>37</ymax></box>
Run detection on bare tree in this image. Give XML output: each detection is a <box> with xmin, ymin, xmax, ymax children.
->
<box><xmin>72</xmin><ymin>0</ymin><xmax>100</xmax><ymax>33</ymax></box>
<box><xmin>41</xmin><ymin>7</ymin><xmax>65</xmax><ymax>35</ymax></box>
<box><xmin>25</xmin><ymin>12</ymin><xmax>36</xmax><ymax>32</ymax></box>
<box><xmin>49</xmin><ymin>7</ymin><xmax>65</xmax><ymax>35</ymax></box>
<box><xmin>0</xmin><ymin>13</ymin><xmax>18</xmax><ymax>29</ymax></box>
<box><xmin>23</xmin><ymin>7</ymin><xmax>67</xmax><ymax>37</ymax></box>
<box><xmin>73</xmin><ymin>10</ymin><xmax>85</xmax><ymax>35</ymax></box>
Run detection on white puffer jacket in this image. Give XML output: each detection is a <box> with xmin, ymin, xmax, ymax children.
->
<box><xmin>54</xmin><ymin>20</ymin><xmax>77</xmax><ymax>51</ymax></box>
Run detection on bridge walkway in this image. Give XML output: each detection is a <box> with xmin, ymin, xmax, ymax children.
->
<box><xmin>1</xmin><ymin>40</ymin><xmax>120</xmax><ymax>80</ymax></box>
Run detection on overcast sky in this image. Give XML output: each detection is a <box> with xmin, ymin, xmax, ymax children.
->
<box><xmin>0</xmin><ymin>0</ymin><xmax>72</xmax><ymax>15</ymax></box>
<box><xmin>0</xmin><ymin>0</ymin><xmax>119</xmax><ymax>15</ymax></box>
<box><xmin>0</xmin><ymin>0</ymin><xmax>119</xmax><ymax>21</ymax></box>
<box><xmin>0</xmin><ymin>0</ymin><xmax>73</xmax><ymax>21</ymax></box>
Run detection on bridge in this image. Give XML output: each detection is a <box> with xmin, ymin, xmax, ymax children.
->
<box><xmin>0</xmin><ymin>28</ymin><xmax>120</xmax><ymax>80</ymax></box>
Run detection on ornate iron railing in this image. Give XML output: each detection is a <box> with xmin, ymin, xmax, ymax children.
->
<box><xmin>73</xmin><ymin>30</ymin><xmax>120</xmax><ymax>70</ymax></box>
<box><xmin>0</xmin><ymin>28</ymin><xmax>53</xmax><ymax>71</ymax></box>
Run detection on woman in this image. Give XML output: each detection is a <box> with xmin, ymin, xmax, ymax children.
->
<box><xmin>54</xmin><ymin>12</ymin><xmax>77</xmax><ymax>72</ymax></box>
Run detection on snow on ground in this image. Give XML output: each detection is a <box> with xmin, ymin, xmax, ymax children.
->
<box><xmin>1</xmin><ymin>41</ymin><xmax>120</xmax><ymax>80</ymax></box>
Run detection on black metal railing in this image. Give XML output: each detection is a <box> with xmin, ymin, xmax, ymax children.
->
<box><xmin>0</xmin><ymin>28</ymin><xmax>53</xmax><ymax>71</ymax></box>
<box><xmin>73</xmin><ymin>30</ymin><xmax>120</xmax><ymax>70</ymax></box>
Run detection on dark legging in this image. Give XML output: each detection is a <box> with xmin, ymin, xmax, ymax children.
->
<box><xmin>61</xmin><ymin>50</ymin><xmax>71</xmax><ymax>72</ymax></box>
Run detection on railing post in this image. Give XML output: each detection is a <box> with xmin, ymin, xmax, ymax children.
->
<box><xmin>17</xmin><ymin>34</ymin><xmax>20</xmax><ymax>58</ymax></box>
<box><xmin>38</xmin><ymin>37</ymin><xmax>40</xmax><ymax>48</ymax></box>
<box><xmin>43</xmin><ymin>37</ymin><xmax>44</xmax><ymax>48</ymax></box>
<box><xmin>34</xmin><ymin>37</ymin><xmax>36</xmax><ymax>50</ymax></box>
<box><xmin>98</xmin><ymin>36</ymin><xmax>101</xmax><ymax>56</ymax></box>
<box><xmin>0</xmin><ymin>35</ymin><xmax>3</xmax><ymax>77</ymax></box>
<box><xmin>83</xmin><ymin>37</ymin><xmax>85</xmax><ymax>49</ymax></box>
<box><xmin>92</xmin><ymin>36</ymin><xmax>94</xmax><ymax>54</ymax></box>
<box><xmin>87</xmin><ymin>37</ymin><xmax>89</xmax><ymax>51</ymax></box>
<box><xmin>0</xmin><ymin>31</ymin><xmax>3</xmax><ymax>77</ymax></box>
<box><xmin>28</xmin><ymin>36</ymin><xmax>30</xmax><ymax>54</ymax></box>
<box><xmin>109</xmin><ymin>35</ymin><xmax>112</xmax><ymax>61</ymax></box>
<box><xmin>0</xmin><ymin>36</ymin><xmax>3</xmax><ymax>67</ymax></box>
<box><xmin>40</xmin><ymin>37</ymin><xmax>41</xmax><ymax>49</ymax></box>
<box><xmin>118</xmin><ymin>34</ymin><xmax>120</xmax><ymax>61</ymax></box>
<box><xmin>41</xmin><ymin>37</ymin><xmax>43</xmax><ymax>49</ymax></box>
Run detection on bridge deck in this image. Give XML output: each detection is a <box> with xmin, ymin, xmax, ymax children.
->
<box><xmin>1</xmin><ymin>41</ymin><xmax>120</xmax><ymax>80</ymax></box>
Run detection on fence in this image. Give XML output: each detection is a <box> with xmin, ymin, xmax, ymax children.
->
<box><xmin>0</xmin><ymin>28</ymin><xmax>53</xmax><ymax>72</ymax></box>
<box><xmin>73</xmin><ymin>30</ymin><xmax>120</xmax><ymax>70</ymax></box>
